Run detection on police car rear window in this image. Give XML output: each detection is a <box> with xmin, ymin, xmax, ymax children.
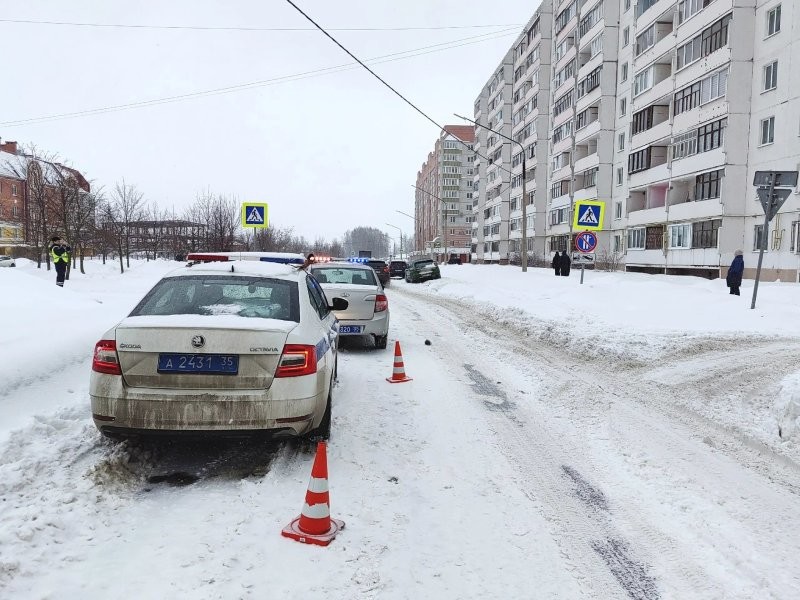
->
<box><xmin>311</xmin><ymin>267</ymin><xmax>378</xmax><ymax>286</ymax></box>
<box><xmin>130</xmin><ymin>276</ymin><xmax>300</xmax><ymax>322</ymax></box>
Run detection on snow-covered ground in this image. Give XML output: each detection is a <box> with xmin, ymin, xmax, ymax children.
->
<box><xmin>1</xmin><ymin>261</ymin><xmax>799</xmax><ymax>598</ymax></box>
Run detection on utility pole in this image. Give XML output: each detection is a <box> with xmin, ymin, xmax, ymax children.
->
<box><xmin>455</xmin><ymin>113</ymin><xmax>528</xmax><ymax>272</ymax></box>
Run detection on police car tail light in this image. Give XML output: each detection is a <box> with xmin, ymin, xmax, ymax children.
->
<box><xmin>92</xmin><ymin>340</ymin><xmax>122</xmax><ymax>375</ymax></box>
<box><xmin>276</xmin><ymin>344</ymin><xmax>317</xmax><ymax>378</ymax></box>
<box><xmin>375</xmin><ymin>294</ymin><xmax>388</xmax><ymax>313</ymax></box>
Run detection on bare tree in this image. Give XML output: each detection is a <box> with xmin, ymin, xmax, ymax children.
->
<box><xmin>71</xmin><ymin>186</ymin><xmax>102</xmax><ymax>274</ymax></box>
<box><xmin>111</xmin><ymin>180</ymin><xmax>145</xmax><ymax>268</ymax></box>
<box><xmin>98</xmin><ymin>200</ymin><xmax>125</xmax><ymax>274</ymax></box>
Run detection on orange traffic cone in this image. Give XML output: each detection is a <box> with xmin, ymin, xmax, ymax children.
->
<box><xmin>386</xmin><ymin>341</ymin><xmax>413</xmax><ymax>383</ymax></box>
<box><xmin>281</xmin><ymin>441</ymin><xmax>344</xmax><ymax>547</ymax></box>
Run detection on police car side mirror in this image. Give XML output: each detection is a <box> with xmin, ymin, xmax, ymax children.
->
<box><xmin>330</xmin><ymin>298</ymin><xmax>349</xmax><ymax>311</ymax></box>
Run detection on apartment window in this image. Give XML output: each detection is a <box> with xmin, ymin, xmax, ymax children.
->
<box><xmin>552</xmin><ymin>152</ymin><xmax>571</xmax><ymax>171</ymax></box>
<box><xmin>512</xmin><ymin>151</ymin><xmax>524</xmax><ymax>168</ymax></box>
<box><xmin>676</xmin><ymin>35</ymin><xmax>703</xmax><ymax>70</ymax></box>
<box><xmin>614</xmin><ymin>202</ymin><xmax>623</xmax><ymax>219</ymax></box>
<box><xmin>577</xmin><ymin>66</ymin><xmax>602</xmax><ymax>98</ymax></box>
<box><xmin>700</xmin><ymin>68</ymin><xmax>728</xmax><ymax>103</ymax></box>
<box><xmin>760</xmin><ymin>116</ymin><xmax>775</xmax><ymax>145</ymax></box>
<box><xmin>617</xmin><ymin>132</ymin><xmax>626</xmax><ymax>151</ymax></box>
<box><xmin>553</xmin><ymin>59</ymin><xmax>576</xmax><ymax>89</ymax></box>
<box><xmin>443</xmin><ymin>141</ymin><xmax>459</xmax><ymax>149</ymax></box>
<box><xmin>671</xmin><ymin>126</ymin><xmax>699</xmax><ymax>161</ymax></box>
<box><xmin>623</xmin><ymin>27</ymin><xmax>630</xmax><ymax>47</ymax></box>
<box><xmin>552</xmin><ymin>120</ymin><xmax>573</xmax><ymax>144</ymax></box>
<box><xmin>554</xmin><ymin>35</ymin><xmax>575</xmax><ymax>62</ymax></box>
<box><xmin>678</xmin><ymin>0</ymin><xmax>713</xmax><ymax>23</ymax></box>
<box><xmin>512</xmin><ymin>174</ymin><xmax>523</xmax><ymax>189</ymax></box>
<box><xmin>674</xmin><ymin>82</ymin><xmax>701</xmax><ymax>115</ymax></box>
<box><xmin>549</xmin><ymin>235</ymin><xmax>569</xmax><ymax>252</ymax></box>
<box><xmin>550</xmin><ymin>207</ymin><xmax>569</xmax><ymax>225</ymax></box>
<box><xmin>632</xmin><ymin>106</ymin><xmax>655</xmax><ymax>135</ymax></box>
<box><xmin>576</xmin><ymin>107</ymin><xmax>593</xmax><ymax>129</ymax></box>
<box><xmin>589</xmin><ymin>34</ymin><xmax>604</xmax><ymax>58</ymax></box>
<box><xmin>697</xmin><ymin>117</ymin><xmax>726</xmax><ymax>152</ymax></box>
<box><xmin>616</xmin><ymin>167</ymin><xmax>624</xmax><ymax>186</ymax></box>
<box><xmin>625</xmin><ymin>0</ymin><xmax>631</xmax><ymax>11</ymax></box>
<box><xmin>555</xmin><ymin>2</ymin><xmax>577</xmax><ymax>33</ymax></box>
<box><xmin>763</xmin><ymin>61</ymin><xmax>778</xmax><ymax>91</ymax></box>
<box><xmin>701</xmin><ymin>14</ymin><xmax>732</xmax><ymax>56</ymax></box>
<box><xmin>636</xmin><ymin>0</ymin><xmax>659</xmax><ymax>17</ymax></box>
<box><xmin>692</xmin><ymin>219</ymin><xmax>721</xmax><ymax>248</ymax></box>
<box><xmin>628</xmin><ymin>147</ymin><xmax>652</xmax><ymax>174</ymax></box>
<box><xmin>553</xmin><ymin>90</ymin><xmax>574</xmax><ymax>116</ymax></box>
<box><xmin>646</xmin><ymin>225</ymin><xmax>664</xmax><ymax>250</ymax></box>
<box><xmin>633</xmin><ymin>68</ymin><xmax>653</xmax><ymax>96</ymax></box>
<box><xmin>628</xmin><ymin>228</ymin><xmax>645</xmax><ymax>249</ymax></box>
<box><xmin>694</xmin><ymin>169</ymin><xmax>723</xmax><ymax>200</ymax></box>
<box><xmin>13</xmin><ymin>204</ymin><xmax>19</xmax><ymax>218</ymax></box>
<box><xmin>619</xmin><ymin>97</ymin><xmax>627</xmax><ymax>116</ymax></box>
<box><xmin>669</xmin><ymin>223</ymin><xmax>692</xmax><ymax>248</ymax></box>
<box><xmin>754</xmin><ymin>224</ymin><xmax>766</xmax><ymax>251</ymax></box>
<box><xmin>12</xmin><ymin>184</ymin><xmax>18</xmax><ymax>196</ymax></box>
<box><xmin>551</xmin><ymin>180</ymin><xmax>570</xmax><ymax>199</ymax></box>
<box><xmin>583</xmin><ymin>167</ymin><xmax>598</xmax><ymax>188</ymax></box>
<box><xmin>635</xmin><ymin>25</ymin><xmax>656</xmax><ymax>56</ymax></box>
<box><xmin>579</xmin><ymin>2</ymin><xmax>604</xmax><ymax>38</ymax></box>
<box><xmin>621</xmin><ymin>62</ymin><xmax>629</xmax><ymax>82</ymax></box>
<box><xmin>766</xmin><ymin>5</ymin><xmax>781</xmax><ymax>37</ymax></box>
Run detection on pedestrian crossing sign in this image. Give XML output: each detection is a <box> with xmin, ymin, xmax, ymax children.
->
<box><xmin>241</xmin><ymin>203</ymin><xmax>269</xmax><ymax>229</ymax></box>
<box><xmin>572</xmin><ymin>200</ymin><xmax>605</xmax><ymax>231</ymax></box>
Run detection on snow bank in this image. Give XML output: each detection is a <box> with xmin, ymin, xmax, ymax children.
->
<box><xmin>776</xmin><ymin>372</ymin><xmax>800</xmax><ymax>443</ymax></box>
<box><xmin>410</xmin><ymin>264</ymin><xmax>800</xmax><ymax>361</ymax></box>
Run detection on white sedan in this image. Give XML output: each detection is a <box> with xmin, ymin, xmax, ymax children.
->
<box><xmin>309</xmin><ymin>261</ymin><xmax>389</xmax><ymax>349</ymax></box>
<box><xmin>89</xmin><ymin>259</ymin><xmax>346</xmax><ymax>439</ymax></box>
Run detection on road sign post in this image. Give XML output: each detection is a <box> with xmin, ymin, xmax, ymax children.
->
<box><xmin>575</xmin><ymin>230</ymin><xmax>597</xmax><ymax>285</ymax></box>
<box><xmin>750</xmin><ymin>170</ymin><xmax>798</xmax><ymax>309</ymax></box>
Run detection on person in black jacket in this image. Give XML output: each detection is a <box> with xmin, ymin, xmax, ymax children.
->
<box><xmin>48</xmin><ymin>236</ymin><xmax>72</xmax><ymax>287</ymax></box>
<box><xmin>559</xmin><ymin>251</ymin><xmax>571</xmax><ymax>276</ymax></box>
<box><xmin>551</xmin><ymin>251</ymin><xmax>561</xmax><ymax>276</ymax></box>
<box><xmin>726</xmin><ymin>250</ymin><xmax>744</xmax><ymax>295</ymax></box>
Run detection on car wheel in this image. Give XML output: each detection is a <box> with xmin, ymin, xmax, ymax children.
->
<box><xmin>434</xmin><ymin>273</ymin><xmax>441</xmax><ymax>280</ymax></box>
<box><xmin>374</xmin><ymin>334</ymin><xmax>388</xmax><ymax>350</ymax></box>
<box><xmin>310</xmin><ymin>384</ymin><xmax>332</xmax><ymax>441</ymax></box>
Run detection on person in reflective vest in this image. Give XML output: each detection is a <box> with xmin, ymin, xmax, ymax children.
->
<box><xmin>48</xmin><ymin>236</ymin><xmax>72</xmax><ymax>287</ymax></box>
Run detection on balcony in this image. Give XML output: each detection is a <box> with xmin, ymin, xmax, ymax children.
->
<box><xmin>574</xmin><ymin>151</ymin><xmax>599</xmax><ymax>173</ymax></box>
<box><xmin>634</xmin><ymin>25</ymin><xmax>675</xmax><ymax>72</ymax></box>
<box><xmin>629</xmin><ymin>156</ymin><xmax>669</xmax><ymax>190</ymax></box>
<box><xmin>669</xmin><ymin>147</ymin><xmax>725</xmax><ymax>180</ymax></box>
<box><xmin>636</xmin><ymin>0</ymin><xmax>675</xmax><ymax>27</ymax></box>
<box><xmin>633</xmin><ymin>117</ymin><xmax>671</xmax><ymax>149</ymax></box>
<box><xmin>575</xmin><ymin>115</ymin><xmax>601</xmax><ymax>144</ymax></box>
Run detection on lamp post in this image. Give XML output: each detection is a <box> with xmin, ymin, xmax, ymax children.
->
<box><xmin>385</xmin><ymin>223</ymin><xmax>403</xmax><ymax>259</ymax></box>
<box><xmin>411</xmin><ymin>184</ymin><xmax>449</xmax><ymax>263</ymax></box>
<box><xmin>396</xmin><ymin>210</ymin><xmax>417</xmax><ymax>257</ymax></box>
<box><xmin>455</xmin><ymin>113</ymin><xmax>528</xmax><ymax>272</ymax></box>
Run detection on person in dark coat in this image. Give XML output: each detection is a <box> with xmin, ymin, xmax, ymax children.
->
<box><xmin>48</xmin><ymin>236</ymin><xmax>71</xmax><ymax>287</ymax></box>
<box><xmin>559</xmin><ymin>251</ymin><xmax>571</xmax><ymax>276</ymax></box>
<box><xmin>551</xmin><ymin>251</ymin><xmax>561</xmax><ymax>276</ymax></box>
<box><xmin>726</xmin><ymin>250</ymin><xmax>744</xmax><ymax>295</ymax></box>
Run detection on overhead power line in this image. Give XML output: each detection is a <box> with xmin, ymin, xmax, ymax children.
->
<box><xmin>0</xmin><ymin>28</ymin><xmax>518</xmax><ymax>127</ymax></box>
<box><xmin>0</xmin><ymin>17</ymin><xmax>523</xmax><ymax>32</ymax></box>
<box><xmin>282</xmin><ymin>0</ymin><xmax>517</xmax><ymax>178</ymax></box>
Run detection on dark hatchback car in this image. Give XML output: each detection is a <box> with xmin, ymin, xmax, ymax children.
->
<box><xmin>405</xmin><ymin>258</ymin><xmax>441</xmax><ymax>283</ymax></box>
<box><xmin>389</xmin><ymin>260</ymin><xmax>407</xmax><ymax>278</ymax></box>
<box><xmin>367</xmin><ymin>260</ymin><xmax>391</xmax><ymax>286</ymax></box>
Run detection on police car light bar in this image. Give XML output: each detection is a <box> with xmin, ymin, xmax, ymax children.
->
<box><xmin>186</xmin><ymin>252</ymin><xmax>304</xmax><ymax>265</ymax></box>
<box><xmin>347</xmin><ymin>257</ymin><xmax>369</xmax><ymax>263</ymax></box>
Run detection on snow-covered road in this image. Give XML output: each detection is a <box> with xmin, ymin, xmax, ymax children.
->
<box><xmin>2</xmin><ymin>262</ymin><xmax>800</xmax><ymax>599</ymax></box>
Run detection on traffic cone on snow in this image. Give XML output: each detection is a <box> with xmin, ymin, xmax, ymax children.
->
<box><xmin>281</xmin><ymin>441</ymin><xmax>344</xmax><ymax>547</ymax></box>
<box><xmin>386</xmin><ymin>341</ymin><xmax>413</xmax><ymax>383</ymax></box>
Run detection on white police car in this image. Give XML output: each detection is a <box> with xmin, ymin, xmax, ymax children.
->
<box><xmin>308</xmin><ymin>260</ymin><xmax>389</xmax><ymax>349</ymax></box>
<box><xmin>89</xmin><ymin>254</ymin><xmax>345</xmax><ymax>439</ymax></box>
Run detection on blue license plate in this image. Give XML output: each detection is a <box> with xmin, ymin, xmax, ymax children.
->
<box><xmin>157</xmin><ymin>354</ymin><xmax>239</xmax><ymax>374</ymax></box>
<box><xmin>338</xmin><ymin>325</ymin><xmax>364</xmax><ymax>334</ymax></box>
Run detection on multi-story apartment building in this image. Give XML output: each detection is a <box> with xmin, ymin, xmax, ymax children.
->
<box><xmin>618</xmin><ymin>0</ymin><xmax>799</xmax><ymax>281</ymax></box>
<box><xmin>464</xmin><ymin>0</ymin><xmax>797</xmax><ymax>278</ymax></box>
<box><xmin>414</xmin><ymin>126</ymin><xmax>475</xmax><ymax>261</ymax></box>
<box><xmin>546</xmin><ymin>0</ymin><xmax>621</xmax><ymax>257</ymax></box>
<box><xmin>472</xmin><ymin>7</ymin><xmax>552</xmax><ymax>264</ymax></box>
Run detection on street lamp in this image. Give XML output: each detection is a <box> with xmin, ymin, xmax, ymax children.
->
<box><xmin>455</xmin><ymin>113</ymin><xmax>529</xmax><ymax>272</ymax></box>
<box><xmin>411</xmin><ymin>184</ymin><xmax>449</xmax><ymax>262</ymax></box>
<box><xmin>385</xmin><ymin>223</ymin><xmax>403</xmax><ymax>259</ymax></box>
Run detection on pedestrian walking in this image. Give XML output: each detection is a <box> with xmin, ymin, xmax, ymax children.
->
<box><xmin>559</xmin><ymin>251</ymin><xmax>572</xmax><ymax>276</ymax></box>
<box><xmin>552</xmin><ymin>251</ymin><xmax>561</xmax><ymax>276</ymax></box>
<box><xmin>726</xmin><ymin>250</ymin><xmax>744</xmax><ymax>296</ymax></box>
<box><xmin>48</xmin><ymin>236</ymin><xmax>71</xmax><ymax>287</ymax></box>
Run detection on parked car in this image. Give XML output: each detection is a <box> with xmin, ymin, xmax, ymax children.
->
<box><xmin>310</xmin><ymin>262</ymin><xmax>390</xmax><ymax>349</ymax></box>
<box><xmin>405</xmin><ymin>258</ymin><xmax>441</xmax><ymax>283</ymax></box>
<box><xmin>0</xmin><ymin>256</ymin><xmax>16</xmax><ymax>267</ymax></box>
<box><xmin>366</xmin><ymin>259</ymin><xmax>391</xmax><ymax>286</ymax></box>
<box><xmin>89</xmin><ymin>259</ymin><xmax>346</xmax><ymax>440</ymax></box>
<box><xmin>447</xmin><ymin>255</ymin><xmax>463</xmax><ymax>265</ymax></box>
<box><xmin>389</xmin><ymin>260</ymin><xmax>408</xmax><ymax>278</ymax></box>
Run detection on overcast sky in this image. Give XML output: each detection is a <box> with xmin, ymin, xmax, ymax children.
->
<box><xmin>1</xmin><ymin>0</ymin><xmax>537</xmax><ymax>244</ymax></box>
